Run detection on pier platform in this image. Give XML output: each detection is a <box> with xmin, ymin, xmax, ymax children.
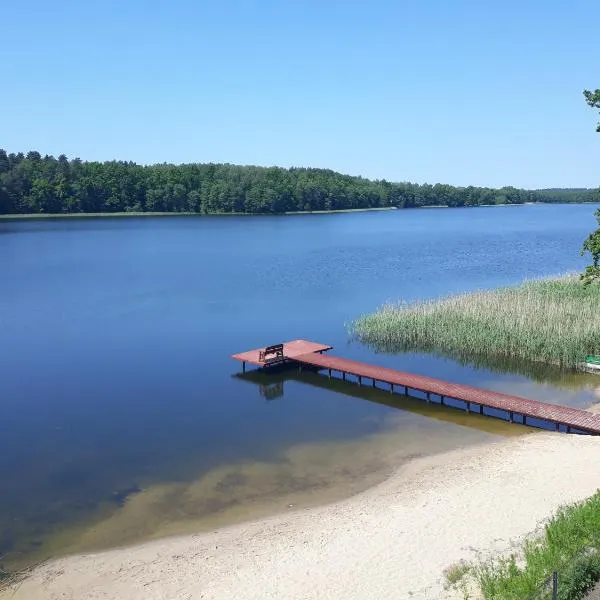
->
<box><xmin>232</xmin><ymin>341</ymin><xmax>600</xmax><ymax>435</ymax></box>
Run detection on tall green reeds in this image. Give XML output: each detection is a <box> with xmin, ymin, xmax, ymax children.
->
<box><xmin>351</xmin><ymin>277</ymin><xmax>600</xmax><ymax>370</ymax></box>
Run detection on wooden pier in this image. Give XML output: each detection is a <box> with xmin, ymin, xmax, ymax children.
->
<box><xmin>231</xmin><ymin>340</ymin><xmax>600</xmax><ymax>435</ymax></box>
<box><xmin>231</xmin><ymin>339</ymin><xmax>332</xmax><ymax>371</ymax></box>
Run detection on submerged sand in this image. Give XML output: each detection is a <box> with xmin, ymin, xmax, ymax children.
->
<box><xmin>4</xmin><ymin>432</ymin><xmax>600</xmax><ymax>600</ymax></box>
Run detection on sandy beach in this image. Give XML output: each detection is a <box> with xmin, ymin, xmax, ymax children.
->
<box><xmin>3</xmin><ymin>432</ymin><xmax>600</xmax><ymax>600</ymax></box>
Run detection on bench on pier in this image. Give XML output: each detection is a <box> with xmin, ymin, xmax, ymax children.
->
<box><xmin>259</xmin><ymin>343</ymin><xmax>285</xmax><ymax>363</ymax></box>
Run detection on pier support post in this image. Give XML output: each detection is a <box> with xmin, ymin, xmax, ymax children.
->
<box><xmin>404</xmin><ymin>386</ymin><xmax>408</xmax><ymax>395</ymax></box>
<box><xmin>426</xmin><ymin>392</ymin><xmax>430</xmax><ymax>403</ymax></box>
<box><xmin>509</xmin><ymin>411</ymin><xmax>514</xmax><ymax>423</ymax></box>
<box><xmin>440</xmin><ymin>395</ymin><xmax>444</xmax><ymax>405</ymax></box>
<box><xmin>242</xmin><ymin>361</ymin><xmax>246</xmax><ymax>373</ymax></box>
<box><xmin>372</xmin><ymin>378</ymin><xmax>376</xmax><ymax>388</ymax></box>
<box><xmin>555</xmin><ymin>422</ymin><xmax>560</xmax><ymax>432</ymax></box>
<box><xmin>523</xmin><ymin>415</ymin><xmax>527</xmax><ymax>426</ymax></box>
<box><xmin>466</xmin><ymin>402</ymin><xmax>470</xmax><ymax>414</ymax></box>
<box><xmin>479</xmin><ymin>404</ymin><xmax>483</xmax><ymax>415</ymax></box>
<box><xmin>390</xmin><ymin>384</ymin><xmax>394</xmax><ymax>394</ymax></box>
<box><xmin>342</xmin><ymin>372</ymin><xmax>346</xmax><ymax>381</ymax></box>
<box><xmin>328</xmin><ymin>369</ymin><xmax>331</xmax><ymax>379</ymax></box>
<box><xmin>358</xmin><ymin>376</ymin><xmax>362</xmax><ymax>386</ymax></box>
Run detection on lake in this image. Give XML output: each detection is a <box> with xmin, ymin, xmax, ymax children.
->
<box><xmin>1</xmin><ymin>203</ymin><xmax>599</xmax><ymax>567</ymax></box>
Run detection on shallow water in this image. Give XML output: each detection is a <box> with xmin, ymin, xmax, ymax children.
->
<box><xmin>1</xmin><ymin>204</ymin><xmax>598</xmax><ymax>567</ymax></box>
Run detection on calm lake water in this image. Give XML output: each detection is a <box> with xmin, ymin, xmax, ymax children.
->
<box><xmin>1</xmin><ymin>204</ymin><xmax>599</xmax><ymax>566</ymax></box>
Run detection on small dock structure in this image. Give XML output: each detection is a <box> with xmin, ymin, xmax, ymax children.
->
<box><xmin>231</xmin><ymin>339</ymin><xmax>332</xmax><ymax>371</ymax></box>
<box><xmin>232</xmin><ymin>340</ymin><xmax>600</xmax><ymax>435</ymax></box>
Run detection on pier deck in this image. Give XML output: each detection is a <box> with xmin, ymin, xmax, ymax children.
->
<box><xmin>232</xmin><ymin>341</ymin><xmax>600</xmax><ymax>435</ymax></box>
<box><xmin>231</xmin><ymin>339</ymin><xmax>332</xmax><ymax>368</ymax></box>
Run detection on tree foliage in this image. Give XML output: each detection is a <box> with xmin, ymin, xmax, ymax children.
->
<box><xmin>584</xmin><ymin>88</ymin><xmax>600</xmax><ymax>133</ymax></box>
<box><xmin>581</xmin><ymin>209</ymin><xmax>600</xmax><ymax>285</ymax></box>
<box><xmin>581</xmin><ymin>88</ymin><xmax>600</xmax><ymax>285</ymax></box>
<box><xmin>0</xmin><ymin>150</ymin><xmax>595</xmax><ymax>217</ymax></box>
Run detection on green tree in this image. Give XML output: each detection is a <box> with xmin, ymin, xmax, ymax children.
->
<box><xmin>581</xmin><ymin>88</ymin><xmax>600</xmax><ymax>285</ymax></box>
<box><xmin>581</xmin><ymin>209</ymin><xmax>600</xmax><ymax>285</ymax></box>
<box><xmin>0</xmin><ymin>149</ymin><xmax>598</xmax><ymax>216</ymax></box>
<box><xmin>0</xmin><ymin>149</ymin><xmax>9</xmax><ymax>174</ymax></box>
<box><xmin>584</xmin><ymin>89</ymin><xmax>600</xmax><ymax>132</ymax></box>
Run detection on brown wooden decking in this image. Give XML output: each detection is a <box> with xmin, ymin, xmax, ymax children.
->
<box><xmin>231</xmin><ymin>340</ymin><xmax>600</xmax><ymax>434</ymax></box>
<box><xmin>293</xmin><ymin>352</ymin><xmax>600</xmax><ymax>435</ymax></box>
<box><xmin>231</xmin><ymin>340</ymin><xmax>332</xmax><ymax>367</ymax></box>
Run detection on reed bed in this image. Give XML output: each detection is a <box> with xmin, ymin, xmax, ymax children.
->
<box><xmin>351</xmin><ymin>277</ymin><xmax>600</xmax><ymax>370</ymax></box>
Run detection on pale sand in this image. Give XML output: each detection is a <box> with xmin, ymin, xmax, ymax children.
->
<box><xmin>4</xmin><ymin>433</ymin><xmax>600</xmax><ymax>600</ymax></box>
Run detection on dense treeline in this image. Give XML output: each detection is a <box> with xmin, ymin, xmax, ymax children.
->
<box><xmin>534</xmin><ymin>188</ymin><xmax>600</xmax><ymax>203</ymax></box>
<box><xmin>0</xmin><ymin>150</ymin><xmax>597</xmax><ymax>215</ymax></box>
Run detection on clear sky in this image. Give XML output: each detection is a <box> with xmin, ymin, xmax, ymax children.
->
<box><xmin>2</xmin><ymin>0</ymin><xmax>599</xmax><ymax>189</ymax></box>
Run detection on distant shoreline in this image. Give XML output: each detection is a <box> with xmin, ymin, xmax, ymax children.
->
<box><xmin>0</xmin><ymin>207</ymin><xmax>400</xmax><ymax>220</ymax></box>
<box><xmin>1</xmin><ymin>202</ymin><xmax>598</xmax><ymax>221</ymax></box>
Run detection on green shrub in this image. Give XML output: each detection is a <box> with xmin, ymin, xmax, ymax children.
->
<box><xmin>472</xmin><ymin>491</ymin><xmax>600</xmax><ymax>599</ymax></box>
<box><xmin>557</xmin><ymin>552</ymin><xmax>600</xmax><ymax>600</ymax></box>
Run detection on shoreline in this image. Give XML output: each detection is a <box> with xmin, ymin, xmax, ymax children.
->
<box><xmin>0</xmin><ymin>207</ymin><xmax>398</xmax><ymax>220</ymax></box>
<box><xmin>1</xmin><ymin>201</ymin><xmax>597</xmax><ymax>220</ymax></box>
<box><xmin>2</xmin><ymin>409</ymin><xmax>512</xmax><ymax>572</ymax></box>
<box><xmin>5</xmin><ymin>432</ymin><xmax>600</xmax><ymax>600</ymax></box>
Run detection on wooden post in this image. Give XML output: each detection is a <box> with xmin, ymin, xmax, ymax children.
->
<box><xmin>466</xmin><ymin>402</ymin><xmax>470</xmax><ymax>414</ymax></box>
<box><xmin>390</xmin><ymin>383</ymin><xmax>394</xmax><ymax>394</ymax></box>
<box><xmin>426</xmin><ymin>392</ymin><xmax>430</xmax><ymax>403</ymax></box>
<box><xmin>358</xmin><ymin>376</ymin><xmax>362</xmax><ymax>386</ymax></box>
<box><xmin>509</xmin><ymin>411</ymin><xmax>514</xmax><ymax>423</ymax></box>
<box><xmin>342</xmin><ymin>372</ymin><xmax>346</xmax><ymax>381</ymax></box>
<box><xmin>372</xmin><ymin>378</ymin><xmax>376</xmax><ymax>388</ymax></box>
<box><xmin>479</xmin><ymin>404</ymin><xmax>483</xmax><ymax>415</ymax></box>
<box><xmin>404</xmin><ymin>386</ymin><xmax>408</xmax><ymax>395</ymax></box>
<box><xmin>440</xmin><ymin>395</ymin><xmax>444</xmax><ymax>405</ymax></box>
<box><xmin>328</xmin><ymin>369</ymin><xmax>331</xmax><ymax>379</ymax></box>
<box><xmin>555</xmin><ymin>422</ymin><xmax>560</xmax><ymax>432</ymax></box>
<box><xmin>523</xmin><ymin>415</ymin><xmax>527</xmax><ymax>426</ymax></box>
<box><xmin>242</xmin><ymin>361</ymin><xmax>246</xmax><ymax>373</ymax></box>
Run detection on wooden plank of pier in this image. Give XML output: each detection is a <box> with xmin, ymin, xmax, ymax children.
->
<box><xmin>231</xmin><ymin>339</ymin><xmax>332</xmax><ymax>367</ymax></box>
<box><xmin>292</xmin><ymin>352</ymin><xmax>600</xmax><ymax>435</ymax></box>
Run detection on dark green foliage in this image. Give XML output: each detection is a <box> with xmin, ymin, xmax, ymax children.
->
<box><xmin>584</xmin><ymin>89</ymin><xmax>600</xmax><ymax>132</ymax></box>
<box><xmin>580</xmin><ymin>89</ymin><xmax>600</xmax><ymax>285</ymax></box>
<box><xmin>475</xmin><ymin>491</ymin><xmax>600</xmax><ymax>599</ymax></box>
<box><xmin>0</xmin><ymin>150</ymin><xmax>596</xmax><ymax>216</ymax></box>
<box><xmin>535</xmin><ymin>189</ymin><xmax>600</xmax><ymax>204</ymax></box>
<box><xmin>581</xmin><ymin>209</ymin><xmax>600</xmax><ymax>286</ymax></box>
<box><xmin>557</xmin><ymin>552</ymin><xmax>600</xmax><ymax>600</ymax></box>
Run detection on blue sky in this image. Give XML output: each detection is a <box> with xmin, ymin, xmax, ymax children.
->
<box><xmin>2</xmin><ymin>0</ymin><xmax>599</xmax><ymax>188</ymax></box>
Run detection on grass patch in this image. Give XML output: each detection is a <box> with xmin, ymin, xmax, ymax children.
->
<box><xmin>351</xmin><ymin>276</ymin><xmax>600</xmax><ymax>370</ymax></box>
<box><xmin>445</xmin><ymin>560</ymin><xmax>472</xmax><ymax>587</ymax></box>
<box><xmin>473</xmin><ymin>491</ymin><xmax>600</xmax><ymax>599</ymax></box>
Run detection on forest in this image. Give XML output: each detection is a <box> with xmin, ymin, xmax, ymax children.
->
<box><xmin>0</xmin><ymin>150</ymin><xmax>598</xmax><ymax>215</ymax></box>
